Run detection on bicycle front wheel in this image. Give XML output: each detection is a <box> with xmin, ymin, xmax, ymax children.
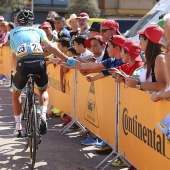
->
<box><xmin>30</xmin><ymin>104</ymin><xmax>39</xmax><ymax>169</ymax></box>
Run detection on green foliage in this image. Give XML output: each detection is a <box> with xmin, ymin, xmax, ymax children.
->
<box><xmin>67</xmin><ymin>0</ymin><xmax>101</xmax><ymax>18</ymax></box>
<box><xmin>0</xmin><ymin>0</ymin><xmax>29</xmax><ymax>13</ymax></box>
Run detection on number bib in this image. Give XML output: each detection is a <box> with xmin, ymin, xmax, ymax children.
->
<box><xmin>16</xmin><ymin>42</ymin><xmax>44</xmax><ymax>58</ymax></box>
<box><xmin>30</xmin><ymin>42</ymin><xmax>43</xmax><ymax>55</ymax></box>
<box><xmin>16</xmin><ymin>43</ymin><xmax>28</xmax><ymax>58</ymax></box>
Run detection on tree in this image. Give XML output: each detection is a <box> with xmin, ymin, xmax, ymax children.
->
<box><xmin>0</xmin><ymin>0</ymin><xmax>30</xmax><ymax>14</ymax></box>
<box><xmin>67</xmin><ymin>0</ymin><xmax>101</xmax><ymax>18</ymax></box>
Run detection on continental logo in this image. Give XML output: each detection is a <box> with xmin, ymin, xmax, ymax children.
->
<box><xmin>122</xmin><ymin>108</ymin><xmax>170</xmax><ymax>159</ymax></box>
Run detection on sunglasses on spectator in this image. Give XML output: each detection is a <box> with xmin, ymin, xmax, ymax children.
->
<box><xmin>139</xmin><ymin>34</ymin><xmax>147</xmax><ymax>40</ymax></box>
<box><xmin>100</xmin><ymin>28</ymin><xmax>113</xmax><ymax>33</ymax></box>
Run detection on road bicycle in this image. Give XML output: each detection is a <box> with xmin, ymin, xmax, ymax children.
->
<box><xmin>22</xmin><ymin>74</ymin><xmax>41</xmax><ymax>169</ymax></box>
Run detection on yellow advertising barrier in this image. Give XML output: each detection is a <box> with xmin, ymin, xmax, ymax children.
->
<box><xmin>76</xmin><ymin>72</ymin><xmax>116</xmax><ymax>146</ymax></box>
<box><xmin>47</xmin><ymin>64</ymin><xmax>75</xmax><ymax>117</ymax></box>
<box><xmin>119</xmin><ymin>83</ymin><xmax>170</xmax><ymax>170</ymax></box>
<box><xmin>0</xmin><ymin>46</ymin><xmax>12</xmax><ymax>77</ymax></box>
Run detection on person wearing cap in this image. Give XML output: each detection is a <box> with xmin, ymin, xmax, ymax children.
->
<box><xmin>109</xmin><ymin>40</ymin><xmax>144</xmax><ymax>81</ymax></box>
<box><xmin>54</xmin><ymin>16</ymin><xmax>71</xmax><ymax>41</ymax></box>
<box><xmin>89</xmin><ymin>22</ymin><xmax>101</xmax><ymax>38</ymax></box>
<box><xmin>85</xmin><ymin>35</ymin><xmax>105</xmax><ymax>63</ymax></box>
<box><xmin>125</xmin><ymin>24</ymin><xmax>168</xmax><ymax>93</ymax></box>
<box><xmin>76</xmin><ymin>12</ymin><xmax>90</xmax><ymax>38</ymax></box>
<box><xmin>41</xmin><ymin>21</ymin><xmax>58</xmax><ymax>57</ymax></box>
<box><xmin>100</xmin><ymin>19</ymin><xmax>121</xmax><ymax>61</ymax></box>
<box><xmin>85</xmin><ymin>39</ymin><xmax>144</xmax><ymax>82</ymax></box>
<box><xmin>66</xmin><ymin>14</ymin><xmax>79</xmax><ymax>41</ymax></box>
<box><xmin>41</xmin><ymin>21</ymin><xmax>58</xmax><ymax>42</ymax></box>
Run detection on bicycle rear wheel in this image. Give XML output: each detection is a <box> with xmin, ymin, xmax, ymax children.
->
<box><xmin>30</xmin><ymin>104</ymin><xmax>39</xmax><ymax>169</ymax></box>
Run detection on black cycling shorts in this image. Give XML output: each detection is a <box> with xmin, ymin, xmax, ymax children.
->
<box><xmin>12</xmin><ymin>57</ymin><xmax>48</xmax><ymax>91</ymax></box>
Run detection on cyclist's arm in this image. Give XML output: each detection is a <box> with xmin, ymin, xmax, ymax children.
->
<box><xmin>11</xmin><ymin>51</ymin><xmax>17</xmax><ymax>71</ymax></box>
<box><xmin>42</xmin><ymin>38</ymin><xmax>68</xmax><ymax>62</ymax></box>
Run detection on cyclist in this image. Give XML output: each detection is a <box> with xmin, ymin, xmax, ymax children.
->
<box><xmin>10</xmin><ymin>10</ymin><xmax>79</xmax><ymax>137</ymax></box>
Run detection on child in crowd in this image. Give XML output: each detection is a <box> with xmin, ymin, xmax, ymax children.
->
<box><xmin>67</xmin><ymin>46</ymin><xmax>79</xmax><ymax>57</ymax></box>
<box><xmin>73</xmin><ymin>35</ymin><xmax>93</xmax><ymax>63</ymax></box>
<box><xmin>64</xmin><ymin>35</ymin><xmax>125</xmax><ymax>71</ymax></box>
<box><xmin>57</xmin><ymin>37</ymin><xmax>71</xmax><ymax>93</ymax></box>
<box><xmin>86</xmin><ymin>40</ymin><xmax>144</xmax><ymax>82</ymax></box>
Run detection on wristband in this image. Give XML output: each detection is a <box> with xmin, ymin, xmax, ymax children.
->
<box><xmin>65</xmin><ymin>57</ymin><xmax>77</xmax><ymax>66</ymax></box>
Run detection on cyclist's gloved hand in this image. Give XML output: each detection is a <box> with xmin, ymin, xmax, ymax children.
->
<box><xmin>65</xmin><ymin>57</ymin><xmax>77</xmax><ymax>66</ymax></box>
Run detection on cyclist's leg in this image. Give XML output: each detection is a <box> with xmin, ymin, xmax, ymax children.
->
<box><xmin>12</xmin><ymin>60</ymin><xmax>28</xmax><ymax>137</ymax></box>
<box><xmin>12</xmin><ymin>90</ymin><xmax>22</xmax><ymax>129</ymax></box>
<box><xmin>38</xmin><ymin>88</ymin><xmax>49</xmax><ymax>121</ymax></box>
<box><xmin>34</xmin><ymin>58</ymin><xmax>49</xmax><ymax>135</ymax></box>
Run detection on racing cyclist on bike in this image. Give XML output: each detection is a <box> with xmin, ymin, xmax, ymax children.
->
<box><xmin>10</xmin><ymin>10</ymin><xmax>80</xmax><ymax>137</ymax></box>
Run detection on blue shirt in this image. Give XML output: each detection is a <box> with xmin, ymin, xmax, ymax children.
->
<box><xmin>58</xmin><ymin>27</ymin><xmax>71</xmax><ymax>40</ymax></box>
<box><xmin>10</xmin><ymin>26</ymin><xmax>46</xmax><ymax>59</ymax></box>
<box><xmin>101</xmin><ymin>58</ymin><xmax>124</xmax><ymax>69</ymax></box>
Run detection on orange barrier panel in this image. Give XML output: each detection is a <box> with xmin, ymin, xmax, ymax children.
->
<box><xmin>47</xmin><ymin>64</ymin><xmax>75</xmax><ymax>117</ymax></box>
<box><xmin>119</xmin><ymin>83</ymin><xmax>170</xmax><ymax>170</ymax></box>
<box><xmin>76</xmin><ymin>72</ymin><xmax>116</xmax><ymax>146</ymax></box>
<box><xmin>0</xmin><ymin>46</ymin><xmax>12</xmax><ymax>77</ymax></box>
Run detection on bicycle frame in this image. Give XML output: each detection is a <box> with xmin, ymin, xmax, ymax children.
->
<box><xmin>22</xmin><ymin>74</ymin><xmax>41</xmax><ymax>169</ymax></box>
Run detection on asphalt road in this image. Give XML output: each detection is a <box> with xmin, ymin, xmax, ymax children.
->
<box><xmin>0</xmin><ymin>84</ymin><xmax>128</xmax><ymax>170</ymax></box>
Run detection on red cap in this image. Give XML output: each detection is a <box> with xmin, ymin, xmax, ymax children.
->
<box><xmin>76</xmin><ymin>12</ymin><xmax>89</xmax><ymax>19</ymax></box>
<box><xmin>41</xmin><ymin>21</ymin><xmax>52</xmax><ymax>28</ymax></box>
<box><xmin>0</xmin><ymin>16</ymin><xmax>4</xmax><ymax>21</ymax></box>
<box><xmin>122</xmin><ymin>40</ymin><xmax>142</xmax><ymax>61</ymax></box>
<box><xmin>85</xmin><ymin>35</ymin><xmax>105</xmax><ymax>48</ymax></box>
<box><xmin>101</xmin><ymin>20</ymin><xmax>121</xmax><ymax>35</ymax></box>
<box><xmin>109</xmin><ymin>35</ymin><xmax>126</xmax><ymax>47</ymax></box>
<box><xmin>138</xmin><ymin>25</ymin><xmax>164</xmax><ymax>43</ymax></box>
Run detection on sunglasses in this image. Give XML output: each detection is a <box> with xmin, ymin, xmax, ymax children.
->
<box><xmin>139</xmin><ymin>34</ymin><xmax>147</xmax><ymax>40</ymax></box>
<box><xmin>100</xmin><ymin>28</ymin><xmax>113</xmax><ymax>33</ymax></box>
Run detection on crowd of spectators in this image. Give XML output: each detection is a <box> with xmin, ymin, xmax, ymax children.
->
<box><xmin>2</xmin><ymin>9</ymin><xmax>170</xmax><ymax>169</ymax></box>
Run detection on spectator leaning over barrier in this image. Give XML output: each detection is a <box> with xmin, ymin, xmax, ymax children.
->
<box><xmin>73</xmin><ymin>35</ymin><xmax>93</xmax><ymax>63</ymax></box>
<box><xmin>125</xmin><ymin>25</ymin><xmax>168</xmax><ymax>93</ymax></box>
<box><xmin>57</xmin><ymin>37</ymin><xmax>71</xmax><ymax>93</ymax></box>
<box><xmin>62</xmin><ymin>35</ymin><xmax>125</xmax><ymax>73</ymax></box>
<box><xmin>86</xmin><ymin>40</ymin><xmax>144</xmax><ymax>82</ymax></box>
<box><xmin>76</xmin><ymin>12</ymin><xmax>90</xmax><ymax>38</ymax></box>
<box><xmin>151</xmin><ymin>12</ymin><xmax>170</xmax><ymax>102</ymax></box>
<box><xmin>100</xmin><ymin>19</ymin><xmax>121</xmax><ymax>61</ymax></box>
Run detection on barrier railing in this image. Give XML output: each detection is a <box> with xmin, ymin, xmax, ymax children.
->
<box><xmin>1</xmin><ymin>46</ymin><xmax>170</xmax><ymax>170</ymax></box>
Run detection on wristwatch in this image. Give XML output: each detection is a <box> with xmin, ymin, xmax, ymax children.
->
<box><xmin>136</xmin><ymin>81</ymin><xmax>141</xmax><ymax>90</ymax></box>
